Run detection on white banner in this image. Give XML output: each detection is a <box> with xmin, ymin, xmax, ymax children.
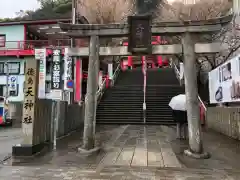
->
<box><xmin>63</xmin><ymin>48</ymin><xmax>73</xmax><ymax>91</ymax></box>
<box><xmin>209</xmin><ymin>54</ymin><xmax>240</xmax><ymax>103</ymax></box>
<box><xmin>35</xmin><ymin>48</ymin><xmax>46</xmax><ymax>99</ymax></box>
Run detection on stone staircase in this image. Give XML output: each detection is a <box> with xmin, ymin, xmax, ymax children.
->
<box><xmin>146</xmin><ymin>69</ymin><xmax>184</xmax><ymax>124</ymax></box>
<box><xmin>96</xmin><ymin>68</ymin><xmax>184</xmax><ymax>125</ymax></box>
<box><xmin>96</xmin><ymin>69</ymin><xmax>144</xmax><ymax>124</ymax></box>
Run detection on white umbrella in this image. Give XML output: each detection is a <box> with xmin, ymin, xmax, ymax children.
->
<box><xmin>169</xmin><ymin>94</ymin><xmax>186</xmax><ymax>111</ymax></box>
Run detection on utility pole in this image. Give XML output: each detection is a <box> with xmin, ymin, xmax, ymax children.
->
<box><xmin>5</xmin><ymin>61</ymin><xmax>9</xmax><ymax>101</ymax></box>
<box><xmin>4</xmin><ymin>61</ymin><xmax>9</xmax><ymax>123</ymax></box>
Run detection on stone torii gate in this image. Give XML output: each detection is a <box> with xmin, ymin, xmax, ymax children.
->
<box><xmin>59</xmin><ymin>15</ymin><xmax>232</xmax><ymax>158</ymax></box>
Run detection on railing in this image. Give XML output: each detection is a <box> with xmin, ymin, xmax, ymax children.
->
<box><xmin>0</xmin><ymin>39</ymin><xmax>89</xmax><ymax>50</ymax></box>
<box><xmin>171</xmin><ymin>59</ymin><xmax>207</xmax><ymax>124</ymax></box>
<box><xmin>111</xmin><ymin>63</ymin><xmax>121</xmax><ymax>86</ymax></box>
<box><xmin>82</xmin><ymin>62</ymin><xmax>121</xmax><ymax>103</ymax></box>
<box><xmin>96</xmin><ymin>63</ymin><xmax>121</xmax><ymax>103</ymax></box>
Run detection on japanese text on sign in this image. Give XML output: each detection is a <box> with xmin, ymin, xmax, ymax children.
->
<box><xmin>22</xmin><ymin>66</ymin><xmax>36</xmax><ymax>125</ymax></box>
<box><xmin>66</xmin><ymin>57</ymin><xmax>72</xmax><ymax>81</ymax></box>
<box><xmin>128</xmin><ymin>15</ymin><xmax>152</xmax><ymax>54</ymax></box>
<box><xmin>35</xmin><ymin>48</ymin><xmax>47</xmax><ymax>99</ymax></box>
<box><xmin>64</xmin><ymin>50</ymin><xmax>73</xmax><ymax>91</ymax></box>
<box><xmin>51</xmin><ymin>49</ymin><xmax>62</xmax><ymax>89</ymax></box>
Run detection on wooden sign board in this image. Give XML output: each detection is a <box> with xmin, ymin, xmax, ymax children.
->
<box><xmin>128</xmin><ymin>15</ymin><xmax>152</xmax><ymax>55</ymax></box>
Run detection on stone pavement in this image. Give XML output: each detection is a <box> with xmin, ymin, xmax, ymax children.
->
<box><xmin>0</xmin><ymin>127</ymin><xmax>22</xmax><ymax>162</ymax></box>
<box><xmin>0</xmin><ymin>125</ymin><xmax>240</xmax><ymax>179</ymax></box>
<box><xmin>0</xmin><ymin>165</ymin><xmax>239</xmax><ymax>179</ymax></box>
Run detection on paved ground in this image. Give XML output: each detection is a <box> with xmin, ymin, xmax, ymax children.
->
<box><xmin>0</xmin><ymin>127</ymin><xmax>22</xmax><ymax>162</ymax></box>
<box><xmin>0</xmin><ymin>125</ymin><xmax>240</xmax><ymax>179</ymax></box>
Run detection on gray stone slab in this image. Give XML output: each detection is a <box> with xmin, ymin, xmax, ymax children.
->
<box><xmin>161</xmin><ymin>148</ymin><xmax>182</xmax><ymax>168</ymax></box>
<box><xmin>148</xmin><ymin>151</ymin><xmax>164</xmax><ymax>167</ymax></box>
<box><xmin>96</xmin><ymin>147</ymin><xmax>122</xmax><ymax>170</ymax></box>
<box><xmin>131</xmin><ymin>148</ymin><xmax>148</xmax><ymax>166</ymax></box>
<box><xmin>115</xmin><ymin>147</ymin><xmax>135</xmax><ymax>166</ymax></box>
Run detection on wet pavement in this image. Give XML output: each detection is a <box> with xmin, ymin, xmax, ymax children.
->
<box><xmin>0</xmin><ymin>125</ymin><xmax>240</xmax><ymax>179</ymax></box>
<box><xmin>0</xmin><ymin>127</ymin><xmax>22</xmax><ymax>162</ymax></box>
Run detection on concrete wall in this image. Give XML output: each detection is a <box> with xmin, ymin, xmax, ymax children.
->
<box><xmin>57</xmin><ymin>102</ymin><xmax>84</xmax><ymax>137</ymax></box>
<box><xmin>11</xmin><ymin>101</ymin><xmax>85</xmax><ymax>141</ymax></box>
<box><xmin>33</xmin><ymin>99</ymin><xmax>53</xmax><ymax>144</ymax></box>
<box><xmin>207</xmin><ymin>107</ymin><xmax>240</xmax><ymax>140</ymax></box>
<box><xmin>0</xmin><ymin>25</ymin><xmax>25</xmax><ymax>49</ymax></box>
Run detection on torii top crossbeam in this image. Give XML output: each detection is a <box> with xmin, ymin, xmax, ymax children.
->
<box><xmin>58</xmin><ymin>15</ymin><xmax>233</xmax><ymax>37</ymax></box>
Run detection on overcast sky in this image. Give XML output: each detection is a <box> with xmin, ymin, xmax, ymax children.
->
<box><xmin>0</xmin><ymin>0</ymin><xmax>40</xmax><ymax>18</ymax></box>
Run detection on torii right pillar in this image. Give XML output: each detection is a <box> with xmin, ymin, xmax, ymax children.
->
<box><xmin>182</xmin><ymin>32</ymin><xmax>209</xmax><ymax>159</ymax></box>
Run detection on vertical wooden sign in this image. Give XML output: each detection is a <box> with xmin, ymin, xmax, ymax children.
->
<box><xmin>128</xmin><ymin>15</ymin><xmax>152</xmax><ymax>55</ymax></box>
<box><xmin>22</xmin><ymin>58</ymin><xmax>39</xmax><ymax>145</ymax></box>
<box><xmin>51</xmin><ymin>49</ymin><xmax>62</xmax><ymax>90</ymax></box>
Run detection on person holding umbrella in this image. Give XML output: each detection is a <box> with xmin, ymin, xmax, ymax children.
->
<box><xmin>169</xmin><ymin>94</ymin><xmax>188</xmax><ymax>139</ymax></box>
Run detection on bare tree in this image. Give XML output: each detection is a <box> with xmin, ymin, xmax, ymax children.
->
<box><xmin>156</xmin><ymin>0</ymin><xmax>231</xmax><ymax>22</ymax></box>
<box><xmin>76</xmin><ymin>0</ymin><xmax>136</xmax><ymax>151</ymax></box>
<box><xmin>77</xmin><ymin>0</ymin><xmax>136</xmax><ymax>24</ymax></box>
<box><xmin>157</xmin><ymin>0</ymin><xmax>235</xmax><ymax>70</ymax></box>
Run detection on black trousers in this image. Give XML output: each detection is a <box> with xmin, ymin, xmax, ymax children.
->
<box><xmin>172</xmin><ymin>110</ymin><xmax>187</xmax><ymax>124</ymax></box>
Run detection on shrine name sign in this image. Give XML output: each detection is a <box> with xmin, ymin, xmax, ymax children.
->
<box><xmin>128</xmin><ymin>15</ymin><xmax>152</xmax><ymax>55</ymax></box>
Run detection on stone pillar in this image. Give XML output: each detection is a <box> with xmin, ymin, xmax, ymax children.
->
<box><xmin>12</xmin><ymin>57</ymin><xmax>42</xmax><ymax>157</ymax></box>
<box><xmin>182</xmin><ymin>32</ymin><xmax>209</xmax><ymax>159</ymax></box>
<box><xmin>80</xmin><ymin>35</ymin><xmax>100</xmax><ymax>152</ymax></box>
<box><xmin>233</xmin><ymin>0</ymin><xmax>240</xmax><ymax>15</ymax></box>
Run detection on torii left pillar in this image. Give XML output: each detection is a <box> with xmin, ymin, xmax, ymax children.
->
<box><xmin>12</xmin><ymin>57</ymin><xmax>43</xmax><ymax>158</ymax></box>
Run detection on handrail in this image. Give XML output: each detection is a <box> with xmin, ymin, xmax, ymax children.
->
<box><xmin>198</xmin><ymin>96</ymin><xmax>207</xmax><ymax>111</ymax></box>
<box><xmin>0</xmin><ymin>39</ymin><xmax>81</xmax><ymax>50</ymax></box>
<box><xmin>171</xmin><ymin>61</ymin><xmax>180</xmax><ymax>80</ymax></box>
<box><xmin>171</xmin><ymin>59</ymin><xmax>207</xmax><ymax>111</ymax></box>
<box><xmin>111</xmin><ymin>63</ymin><xmax>121</xmax><ymax>86</ymax></box>
<box><xmin>95</xmin><ymin>63</ymin><xmax>121</xmax><ymax>103</ymax></box>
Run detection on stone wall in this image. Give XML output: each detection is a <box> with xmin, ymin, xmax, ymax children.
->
<box><xmin>207</xmin><ymin>107</ymin><xmax>240</xmax><ymax>140</ymax></box>
<box><xmin>58</xmin><ymin>103</ymin><xmax>84</xmax><ymax>137</ymax></box>
<box><xmin>9</xmin><ymin>101</ymin><xmax>85</xmax><ymax>141</ymax></box>
<box><xmin>34</xmin><ymin>99</ymin><xmax>53</xmax><ymax>144</ymax></box>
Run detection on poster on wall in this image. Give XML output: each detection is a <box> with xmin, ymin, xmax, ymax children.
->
<box><xmin>8</xmin><ymin>75</ymin><xmax>18</xmax><ymax>96</ymax></box>
<box><xmin>35</xmin><ymin>48</ymin><xmax>46</xmax><ymax>99</ymax></box>
<box><xmin>209</xmin><ymin>54</ymin><xmax>240</xmax><ymax>103</ymax></box>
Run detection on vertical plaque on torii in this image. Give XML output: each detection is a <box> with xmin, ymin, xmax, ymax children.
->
<box><xmin>128</xmin><ymin>15</ymin><xmax>152</xmax><ymax>55</ymax></box>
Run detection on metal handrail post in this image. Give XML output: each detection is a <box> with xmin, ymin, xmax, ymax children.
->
<box><xmin>143</xmin><ymin>56</ymin><xmax>147</xmax><ymax>124</ymax></box>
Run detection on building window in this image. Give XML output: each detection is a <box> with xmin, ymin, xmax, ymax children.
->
<box><xmin>0</xmin><ymin>62</ymin><xmax>20</xmax><ymax>75</ymax></box>
<box><xmin>0</xmin><ymin>85</ymin><xmax>18</xmax><ymax>97</ymax></box>
<box><xmin>0</xmin><ymin>35</ymin><xmax>6</xmax><ymax>47</ymax></box>
<box><xmin>0</xmin><ymin>85</ymin><xmax>4</xmax><ymax>96</ymax></box>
